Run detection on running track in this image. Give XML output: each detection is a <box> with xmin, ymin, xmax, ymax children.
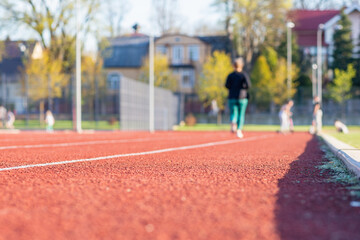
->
<box><xmin>0</xmin><ymin>131</ymin><xmax>359</xmax><ymax>240</ymax></box>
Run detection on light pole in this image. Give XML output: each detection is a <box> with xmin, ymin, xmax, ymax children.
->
<box><xmin>312</xmin><ymin>64</ymin><xmax>318</xmax><ymax>99</ymax></box>
<box><xmin>316</xmin><ymin>23</ymin><xmax>324</xmax><ymax>103</ymax></box>
<box><xmin>75</xmin><ymin>0</ymin><xmax>82</xmax><ymax>133</ymax></box>
<box><xmin>19</xmin><ymin>44</ymin><xmax>29</xmax><ymax>127</ymax></box>
<box><xmin>149</xmin><ymin>35</ymin><xmax>155</xmax><ymax>133</ymax></box>
<box><xmin>287</xmin><ymin>21</ymin><xmax>295</xmax><ymax>99</ymax></box>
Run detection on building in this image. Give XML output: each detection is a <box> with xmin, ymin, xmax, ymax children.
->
<box><xmin>103</xmin><ymin>33</ymin><xmax>230</xmax><ymax>115</ymax></box>
<box><xmin>155</xmin><ymin>34</ymin><xmax>230</xmax><ymax>94</ymax></box>
<box><xmin>0</xmin><ymin>38</ymin><xmax>43</xmax><ymax>114</ymax></box>
<box><xmin>103</xmin><ymin>33</ymin><xmax>230</xmax><ymax>92</ymax></box>
<box><xmin>290</xmin><ymin>4</ymin><xmax>360</xmax><ymax>70</ymax></box>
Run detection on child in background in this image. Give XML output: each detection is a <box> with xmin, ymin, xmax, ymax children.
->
<box><xmin>5</xmin><ymin>110</ymin><xmax>15</xmax><ymax>129</ymax></box>
<box><xmin>45</xmin><ymin>110</ymin><xmax>55</xmax><ymax>132</ymax></box>
<box><xmin>0</xmin><ymin>105</ymin><xmax>6</xmax><ymax>128</ymax></box>
<box><xmin>310</xmin><ymin>96</ymin><xmax>322</xmax><ymax>134</ymax></box>
<box><xmin>279</xmin><ymin>100</ymin><xmax>294</xmax><ymax>134</ymax></box>
<box><xmin>334</xmin><ymin>120</ymin><xmax>349</xmax><ymax>134</ymax></box>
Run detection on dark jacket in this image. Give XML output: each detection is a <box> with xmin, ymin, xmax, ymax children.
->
<box><xmin>225</xmin><ymin>71</ymin><xmax>251</xmax><ymax>99</ymax></box>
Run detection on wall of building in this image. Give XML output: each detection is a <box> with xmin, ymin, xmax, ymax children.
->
<box><xmin>105</xmin><ymin>68</ymin><xmax>143</xmax><ymax>81</ymax></box>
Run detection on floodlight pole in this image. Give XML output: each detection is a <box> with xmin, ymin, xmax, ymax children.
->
<box><xmin>286</xmin><ymin>22</ymin><xmax>295</xmax><ymax>99</ymax></box>
<box><xmin>75</xmin><ymin>0</ymin><xmax>82</xmax><ymax>133</ymax></box>
<box><xmin>149</xmin><ymin>35</ymin><xmax>155</xmax><ymax>133</ymax></box>
<box><xmin>317</xmin><ymin>24</ymin><xmax>324</xmax><ymax>103</ymax></box>
<box><xmin>312</xmin><ymin>64</ymin><xmax>318</xmax><ymax>99</ymax></box>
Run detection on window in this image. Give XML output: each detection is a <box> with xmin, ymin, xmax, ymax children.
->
<box><xmin>188</xmin><ymin>45</ymin><xmax>199</xmax><ymax>61</ymax></box>
<box><xmin>107</xmin><ymin>73</ymin><xmax>120</xmax><ymax>90</ymax></box>
<box><xmin>156</xmin><ymin>45</ymin><xmax>167</xmax><ymax>55</ymax></box>
<box><xmin>181</xmin><ymin>69</ymin><xmax>195</xmax><ymax>88</ymax></box>
<box><xmin>172</xmin><ymin>45</ymin><xmax>184</xmax><ymax>65</ymax></box>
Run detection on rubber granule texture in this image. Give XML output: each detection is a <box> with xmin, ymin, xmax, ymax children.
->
<box><xmin>0</xmin><ymin>131</ymin><xmax>359</xmax><ymax>240</ymax></box>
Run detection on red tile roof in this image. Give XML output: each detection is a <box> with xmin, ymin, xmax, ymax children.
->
<box><xmin>289</xmin><ymin>10</ymin><xmax>340</xmax><ymax>47</ymax></box>
<box><xmin>289</xmin><ymin>10</ymin><xmax>340</xmax><ymax>31</ymax></box>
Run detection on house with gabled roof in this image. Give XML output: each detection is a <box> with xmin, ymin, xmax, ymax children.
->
<box><xmin>103</xmin><ymin>32</ymin><xmax>231</xmax><ymax>114</ymax></box>
<box><xmin>289</xmin><ymin>3</ymin><xmax>360</xmax><ymax>69</ymax></box>
<box><xmin>0</xmin><ymin>38</ymin><xmax>43</xmax><ymax>114</ymax></box>
<box><xmin>103</xmin><ymin>33</ymin><xmax>230</xmax><ymax>93</ymax></box>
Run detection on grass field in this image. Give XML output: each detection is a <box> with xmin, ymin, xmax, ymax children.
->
<box><xmin>175</xmin><ymin>124</ymin><xmax>310</xmax><ymax>132</ymax></box>
<box><xmin>7</xmin><ymin>121</ymin><xmax>360</xmax><ymax>149</ymax></box>
<box><xmin>176</xmin><ymin>124</ymin><xmax>360</xmax><ymax>149</ymax></box>
<box><xmin>324</xmin><ymin>126</ymin><xmax>360</xmax><ymax>149</ymax></box>
<box><xmin>13</xmin><ymin>120</ymin><xmax>119</xmax><ymax>130</ymax></box>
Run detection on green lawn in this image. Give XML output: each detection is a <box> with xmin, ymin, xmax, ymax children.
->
<box><xmin>13</xmin><ymin>120</ymin><xmax>120</xmax><ymax>130</ymax></box>
<box><xmin>10</xmin><ymin>120</ymin><xmax>360</xmax><ymax>149</ymax></box>
<box><xmin>324</xmin><ymin>126</ymin><xmax>360</xmax><ymax>149</ymax></box>
<box><xmin>175</xmin><ymin>124</ymin><xmax>309</xmax><ymax>132</ymax></box>
<box><xmin>176</xmin><ymin>124</ymin><xmax>360</xmax><ymax>149</ymax></box>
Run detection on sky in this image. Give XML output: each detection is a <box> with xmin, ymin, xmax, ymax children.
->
<box><xmin>0</xmin><ymin>0</ymin><xmax>222</xmax><ymax>52</ymax></box>
<box><xmin>120</xmin><ymin>0</ymin><xmax>222</xmax><ymax>36</ymax></box>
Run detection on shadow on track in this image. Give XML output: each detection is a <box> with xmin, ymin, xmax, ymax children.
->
<box><xmin>275</xmin><ymin>136</ymin><xmax>360</xmax><ymax>240</ymax></box>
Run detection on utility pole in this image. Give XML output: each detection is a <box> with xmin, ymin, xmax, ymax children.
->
<box><xmin>317</xmin><ymin>24</ymin><xmax>324</xmax><ymax>103</ymax></box>
<box><xmin>312</xmin><ymin>64</ymin><xmax>318</xmax><ymax>99</ymax></box>
<box><xmin>75</xmin><ymin>0</ymin><xmax>82</xmax><ymax>133</ymax></box>
<box><xmin>149</xmin><ymin>35</ymin><xmax>155</xmax><ymax>133</ymax></box>
<box><xmin>286</xmin><ymin>21</ymin><xmax>295</xmax><ymax>99</ymax></box>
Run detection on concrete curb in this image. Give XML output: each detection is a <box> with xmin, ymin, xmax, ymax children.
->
<box><xmin>320</xmin><ymin>133</ymin><xmax>360</xmax><ymax>178</ymax></box>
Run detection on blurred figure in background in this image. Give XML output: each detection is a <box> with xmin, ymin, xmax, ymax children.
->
<box><xmin>334</xmin><ymin>120</ymin><xmax>349</xmax><ymax>134</ymax></box>
<box><xmin>45</xmin><ymin>110</ymin><xmax>55</xmax><ymax>132</ymax></box>
<box><xmin>0</xmin><ymin>105</ymin><xmax>6</xmax><ymax>128</ymax></box>
<box><xmin>310</xmin><ymin>96</ymin><xmax>322</xmax><ymax>134</ymax></box>
<box><xmin>279</xmin><ymin>100</ymin><xmax>294</xmax><ymax>134</ymax></box>
<box><xmin>225</xmin><ymin>57</ymin><xmax>251</xmax><ymax>138</ymax></box>
<box><xmin>5</xmin><ymin>110</ymin><xmax>15</xmax><ymax>129</ymax></box>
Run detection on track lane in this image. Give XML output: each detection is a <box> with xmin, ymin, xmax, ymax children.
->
<box><xmin>1</xmin><ymin>132</ymin><xmax>359</xmax><ymax>240</ymax></box>
<box><xmin>0</xmin><ymin>132</ymin><xmax>275</xmax><ymax>169</ymax></box>
<box><xmin>0</xmin><ymin>134</ymin><xmax>274</xmax><ymax>172</ymax></box>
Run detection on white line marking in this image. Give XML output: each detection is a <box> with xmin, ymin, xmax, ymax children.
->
<box><xmin>0</xmin><ymin>138</ymin><xmax>158</xmax><ymax>150</ymax></box>
<box><xmin>0</xmin><ymin>134</ymin><xmax>274</xmax><ymax>172</ymax></box>
<box><xmin>0</xmin><ymin>133</ymin><xmax>227</xmax><ymax>150</ymax></box>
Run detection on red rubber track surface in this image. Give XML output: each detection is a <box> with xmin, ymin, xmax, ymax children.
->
<box><xmin>0</xmin><ymin>131</ymin><xmax>359</xmax><ymax>240</ymax></box>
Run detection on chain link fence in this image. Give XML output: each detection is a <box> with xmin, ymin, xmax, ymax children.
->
<box><xmin>0</xmin><ymin>73</ymin><xmax>180</xmax><ymax>130</ymax></box>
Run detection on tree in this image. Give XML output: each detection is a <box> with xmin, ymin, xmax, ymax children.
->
<box><xmin>332</xmin><ymin>10</ymin><xmax>353</xmax><ymax>71</ymax></box>
<box><xmin>197</xmin><ymin>51</ymin><xmax>233</xmax><ymax>124</ymax></box>
<box><xmin>102</xmin><ymin>0</ymin><xmax>129</xmax><ymax>37</ymax></box>
<box><xmin>277</xmin><ymin>31</ymin><xmax>300</xmax><ymax>66</ymax></box>
<box><xmin>251</xmin><ymin>52</ymin><xmax>298</xmax><ymax>111</ymax></box>
<box><xmin>262</xmin><ymin>46</ymin><xmax>278</xmax><ymax>72</ymax></box>
<box><xmin>272</xmin><ymin>58</ymin><xmax>298</xmax><ymax>105</ymax></box>
<box><xmin>328</xmin><ymin>64</ymin><xmax>355</xmax><ymax>117</ymax></box>
<box><xmin>81</xmin><ymin>54</ymin><xmax>106</xmax><ymax>121</ymax></box>
<box><xmin>0</xmin><ymin>0</ymin><xmax>100</xmax><ymax>73</ymax></box>
<box><xmin>140</xmin><ymin>53</ymin><xmax>178</xmax><ymax>91</ymax></box>
<box><xmin>214</xmin><ymin>0</ymin><xmax>292</xmax><ymax>70</ymax></box>
<box><xmin>250</xmin><ymin>55</ymin><xmax>273</xmax><ymax>109</ymax></box>
<box><xmin>152</xmin><ymin>0</ymin><xmax>180</xmax><ymax>34</ymax></box>
<box><xmin>353</xmin><ymin>34</ymin><xmax>360</xmax><ymax>87</ymax></box>
<box><xmin>24</xmin><ymin>50</ymin><xmax>69</xmax><ymax>122</ymax></box>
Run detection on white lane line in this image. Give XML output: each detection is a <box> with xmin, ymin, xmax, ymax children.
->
<box><xmin>0</xmin><ymin>134</ymin><xmax>228</xmax><ymax>150</ymax></box>
<box><xmin>0</xmin><ymin>134</ymin><xmax>275</xmax><ymax>172</ymax></box>
<box><xmin>0</xmin><ymin>137</ymin><xmax>164</xmax><ymax>150</ymax></box>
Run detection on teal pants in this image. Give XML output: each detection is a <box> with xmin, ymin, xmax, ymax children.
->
<box><xmin>228</xmin><ymin>99</ymin><xmax>248</xmax><ymax>130</ymax></box>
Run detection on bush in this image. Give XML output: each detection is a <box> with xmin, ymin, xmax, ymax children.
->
<box><xmin>108</xmin><ymin>117</ymin><xmax>116</xmax><ymax>125</ymax></box>
<box><xmin>185</xmin><ymin>113</ymin><xmax>197</xmax><ymax>126</ymax></box>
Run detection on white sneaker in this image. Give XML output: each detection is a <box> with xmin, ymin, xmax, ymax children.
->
<box><xmin>237</xmin><ymin>130</ymin><xmax>243</xmax><ymax>138</ymax></box>
<box><xmin>231</xmin><ymin>123</ymin><xmax>237</xmax><ymax>133</ymax></box>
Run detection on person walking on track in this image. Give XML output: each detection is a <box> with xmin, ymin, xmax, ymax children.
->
<box><xmin>225</xmin><ymin>57</ymin><xmax>251</xmax><ymax>138</ymax></box>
